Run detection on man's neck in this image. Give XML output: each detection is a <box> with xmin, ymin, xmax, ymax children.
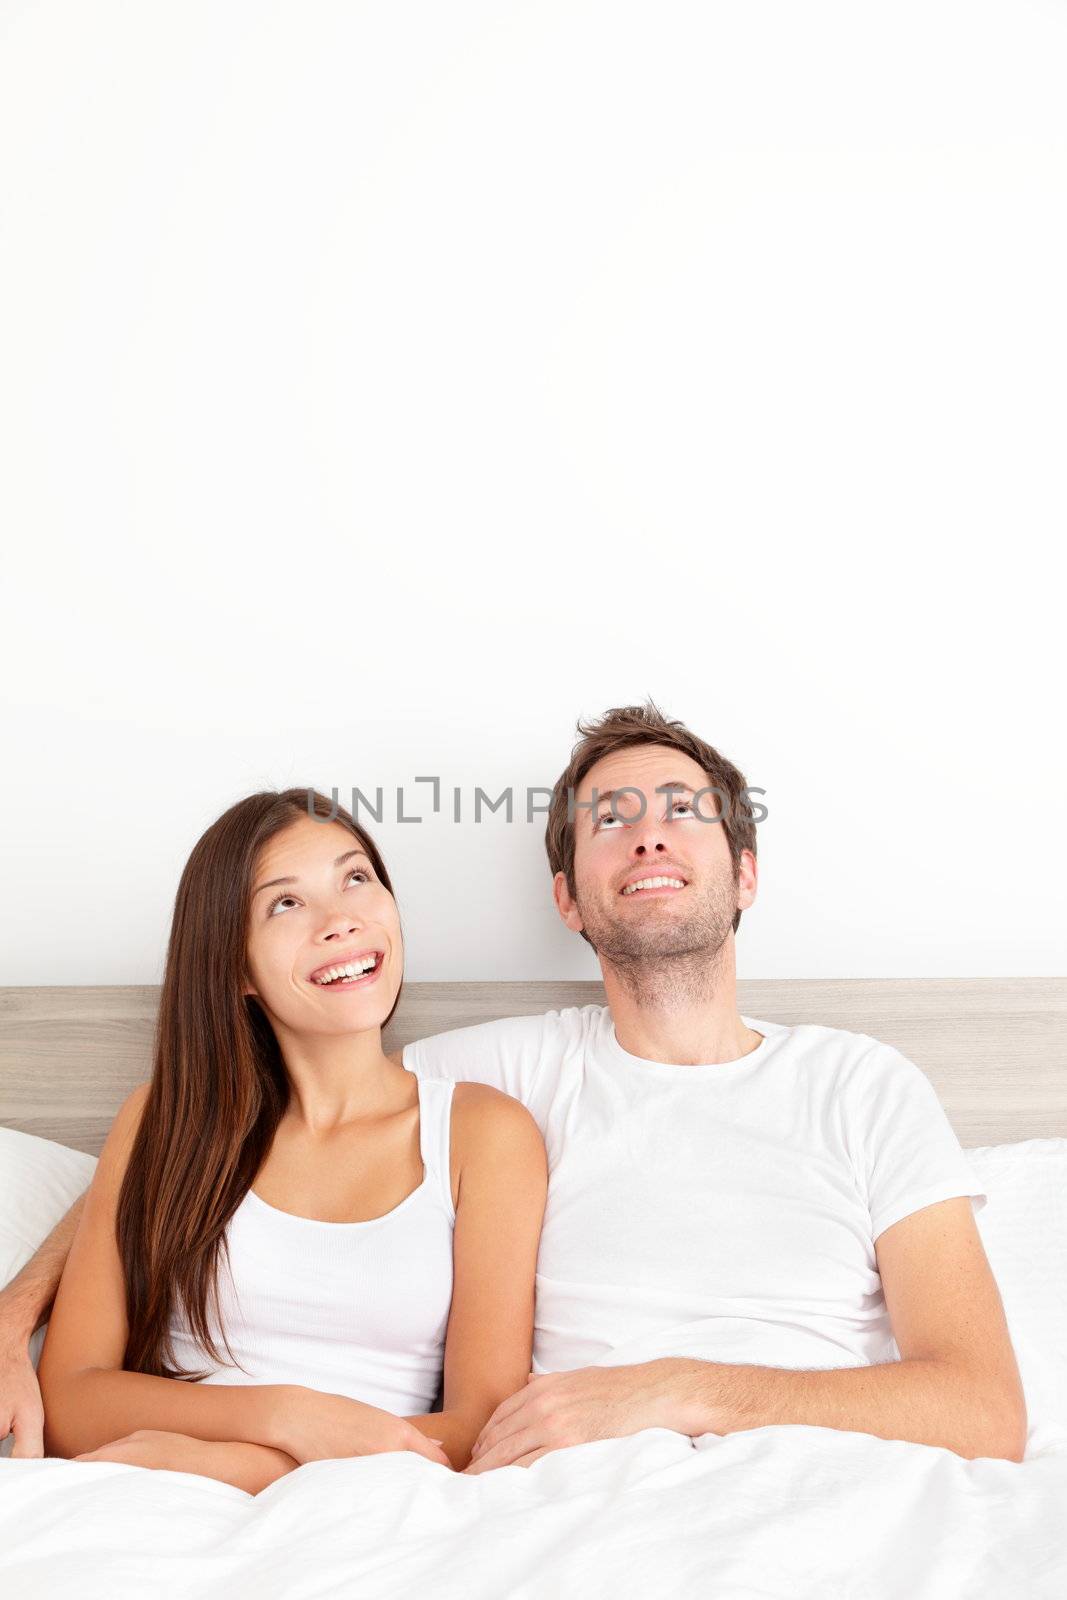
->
<box><xmin>599</xmin><ymin>937</ymin><xmax>760</xmax><ymax>1067</ymax></box>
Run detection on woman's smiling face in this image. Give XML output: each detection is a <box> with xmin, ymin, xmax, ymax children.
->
<box><xmin>243</xmin><ymin>815</ymin><xmax>403</xmax><ymax>1036</ymax></box>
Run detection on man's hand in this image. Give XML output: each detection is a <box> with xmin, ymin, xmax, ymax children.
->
<box><xmin>0</xmin><ymin>1333</ymin><xmax>44</xmax><ymax>1458</ymax></box>
<box><xmin>0</xmin><ymin>1193</ymin><xmax>86</xmax><ymax>1458</ymax></box>
<box><xmin>462</xmin><ymin>1362</ymin><xmax>678</xmax><ymax>1473</ymax></box>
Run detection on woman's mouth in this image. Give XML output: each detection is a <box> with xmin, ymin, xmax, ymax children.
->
<box><xmin>307</xmin><ymin>951</ymin><xmax>385</xmax><ymax>991</ymax></box>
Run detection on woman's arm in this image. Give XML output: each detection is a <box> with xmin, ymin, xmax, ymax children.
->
<box><xmin>74</xmin><ymin>1429</ymin><xmax>300</xmax><ymax>1494</ymax></box>
<box><xmin>36</xmin><ymin>1087</ymin><xmax>448</xmax><ymax>1474</ymax></box>
<box><xmin>37</xmin><ymin>1085</ymin><xmax>292</xmax><ymax>1457</ymax></box>
<box><xmin>401</xmin><ymin>1083</ymin><xmax>548</xmax><ymax>1470</ymax></box>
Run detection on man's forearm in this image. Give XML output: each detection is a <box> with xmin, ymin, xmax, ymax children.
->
<box><xmin>0</xmin><ymin>1194</ymin><xmax>86</xmax><ymax>1341</ymax></box>
<box><xmin>655</xmin><ymin>1356</ymin><xmax>1026</xmax><ymax>1463</ymax></box>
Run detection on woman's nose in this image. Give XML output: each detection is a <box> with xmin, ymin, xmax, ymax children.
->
<box><xmin>321</xmin><ymin>910</ymin><xmax>364</xmax><ymax>938</ymax></box>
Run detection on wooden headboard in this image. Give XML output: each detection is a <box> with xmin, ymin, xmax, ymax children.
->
<box><xmin>1</xmin><ymin>978</ymin><xmax>1064</xmax><ymax>1155</ymax></box>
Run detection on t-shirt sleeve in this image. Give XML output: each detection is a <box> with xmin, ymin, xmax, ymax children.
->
<box><xmin>843</xmin><ymin>1041</ymin><xmax>988</xmax><ymax>1243</ymax></box>
<box><xmin>401</xmin><ymin>1011</ymin><xmax>551</xmax><ymax>1107</ymax></box>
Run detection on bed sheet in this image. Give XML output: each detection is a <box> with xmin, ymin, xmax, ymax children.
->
<box><xmin>2</xmin><ymin>1420</ymin><xmax>1065</xmax><ymax>1599</ymax></box>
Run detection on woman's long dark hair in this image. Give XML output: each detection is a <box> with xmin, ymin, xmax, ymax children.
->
<box><xmin>116</xmin><ymin>788</ymin><xmax>401</xmax><ymax>1377</ymax></box>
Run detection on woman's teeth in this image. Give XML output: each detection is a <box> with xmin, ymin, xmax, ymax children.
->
<box><xmin>314</xmin><ymin>956</ymin><xmax>379</xmax><ymax>985</ymax></box>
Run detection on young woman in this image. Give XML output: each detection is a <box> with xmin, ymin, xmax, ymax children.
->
<box><xmin>37</xmin><ymin>788</ymin><xmax>548</xmax><ymax>1493</ymax></box>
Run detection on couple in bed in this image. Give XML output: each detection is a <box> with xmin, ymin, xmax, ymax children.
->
<box><xmin>0</xmin><ymin>703</ymin><xmax>1027</xmax><ymax>1488</ymax></box>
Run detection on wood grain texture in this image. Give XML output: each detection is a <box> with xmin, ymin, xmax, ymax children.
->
<box><xmin>1</xmin><ymin>977</ymin><xmax>1063</xmax><ymax>1155</ymax></box>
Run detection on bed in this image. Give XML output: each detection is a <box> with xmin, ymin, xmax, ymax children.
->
<box><xmin>1</xmin><ymin>977</ymin><xmax>1065</xmax><ymax>1599</ymax></box>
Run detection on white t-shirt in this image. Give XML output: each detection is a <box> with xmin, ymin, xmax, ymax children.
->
<box><xmin>404</xmin><ymin>1006</ymin><xmax>987</xmax><ymax>1375</ymax></box>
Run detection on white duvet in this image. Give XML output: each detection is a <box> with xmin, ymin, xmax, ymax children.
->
<box><xmin>2</xmin><ymin>1419</ymin><xmax>1065</xmax><ymax>1599</ymax></box>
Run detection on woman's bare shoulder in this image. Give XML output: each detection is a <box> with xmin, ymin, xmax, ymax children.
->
<box><xmin>449</xmin><ymin>1081</ymin><xmax>545</xmax><ymax>1165</ymax></box>
<box><xmin>94</xmin><ymin>1082</ymin><xmax>153</xmax><ymax>1190</ymax></box>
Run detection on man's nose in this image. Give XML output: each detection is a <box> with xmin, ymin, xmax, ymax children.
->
<box><xmin>633</xmin><ymin>823</ymin><xmax>669</xmax><ymax>857</ymax></box>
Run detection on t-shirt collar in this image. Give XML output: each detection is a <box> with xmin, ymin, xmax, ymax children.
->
<box><xmin>599</xmin><ymin>1007</ymin><xmax>785</xmax><ymax>1079</ymax></box>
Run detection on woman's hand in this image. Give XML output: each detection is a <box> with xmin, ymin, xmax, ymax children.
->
<box><xmin>76</xmin><ymin>1429</ymin><xmax>235</xmax><ymax>1478</ymax></box>
<box><xmin>270</xmin><ymin>1386</ymin><xmax>451</xmax><ymax>1469</ymax></box>
<box><xmin>74</xmin><ymin>1430</ymin><xmax>301</xmax><ymax>1493</ymax></box>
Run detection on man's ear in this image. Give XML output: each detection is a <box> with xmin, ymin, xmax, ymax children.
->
<box><xmin>737</xmin><ymin>848</ymin><xmax>758</xmax><ymax>912</ymax></box>
<box><xmin>553</xmin><ymin>870</ymin><xmax>584</xmax><ymax>935</ymax></box>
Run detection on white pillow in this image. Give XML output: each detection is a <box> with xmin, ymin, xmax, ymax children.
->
<box><xmin>0</xmin><ymin>1127</ymin><xmax>97</xmax><ymax>1457</ymax></box>
<box><xmin>0</xmin><ymin>1125</ymin><xmax>97</xmax><ymax>1290</ymax></box>
<box><xmin>966</xmin><ymin>1137</ymin><xmax>1067</xmax><ymax>1438</ymax></box>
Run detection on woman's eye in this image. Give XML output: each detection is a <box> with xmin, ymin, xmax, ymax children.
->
<box><xmin>671</xmin><ymin>801</ymin><xmax>695</xmax><ymax>817</ymax></box>
<box><xmin>267</xmin><ymin>867</ymin><xmax>369</xmax><ymax>917</ymax></box>
<box><xmin>596</xmin><ymin>812</ymin><xmax>623</xmax><ymax>830</ymax></box>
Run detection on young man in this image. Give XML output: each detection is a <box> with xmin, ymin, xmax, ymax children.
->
<box><xmin>0</xmin><ymin>704</ymin><xmax>1027</xmax><ymax>1469</ymax></box>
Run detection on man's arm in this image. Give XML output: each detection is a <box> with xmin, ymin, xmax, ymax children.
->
<box><xmin>660</xmin><ymin>1352</ymin><xmax>1022</xmax><ymax>1461</ymax></box>
<box><xmin>0</xmin><ymin>1193</ymin><xmax>86</xmax><ymax>1457</ymax></box>
<box><xmin>466</xmin><ymin>1196</ymin><xmax>1028</xmax><ymax>1470</ymax></box>
<box><xmin>660</xmin><ymin>1195</ymin><xmax>1027</xmax><ymax>1462</ymax></box>
<box><xmin>2</xmin><ymin>1193</ymin><xmax>85</xmax><ymax>1338</ymax></box>
<box><xmin>668</xmin><ymin>1190</ymin><xmax>1023</xmax><ymax>1465</ymax></box>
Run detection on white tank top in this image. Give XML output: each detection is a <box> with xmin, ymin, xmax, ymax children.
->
<box><xmin>166</xmin><ymin>1075</ymin><xmax>456</xmax><ymax>1416</ymax></box>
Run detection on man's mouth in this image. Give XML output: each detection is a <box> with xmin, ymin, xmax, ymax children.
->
<box><xmin>307</xmin><ymin>951</ymin><xmax>385</xmax><ymax>989</ymax></box>
<box><xmin>620</xmin><ymin>876</ymin><xmax>687</xmax><ymax>897</ymax></box>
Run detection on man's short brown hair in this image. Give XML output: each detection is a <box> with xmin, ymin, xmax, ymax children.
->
<box><xmin>544</xmin><ymin>701</ymin><xmax>758</xmax><ymax>938</ymax></box>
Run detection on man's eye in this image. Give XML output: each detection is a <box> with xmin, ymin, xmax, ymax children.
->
<box><xmin>671</xmin><ymin>801</ymin><xmax>695</xmax><ymax>817</ymax></box>
<box><xmin>595</xmin><ymin>812</ymin><xmax>623</xmax><ymax>830</ymax></box>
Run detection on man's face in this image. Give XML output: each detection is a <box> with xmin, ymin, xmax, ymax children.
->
<box><xmin>554</xmin><ymin>743</ymin><xmax>756</xmax><ymax>964</ymax></box>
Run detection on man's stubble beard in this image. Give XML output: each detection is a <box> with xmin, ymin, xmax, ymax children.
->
<box><xmin>575</xmin><ymin>871</ymin><xmax>740</xmax><ymax>1010</ymax></box>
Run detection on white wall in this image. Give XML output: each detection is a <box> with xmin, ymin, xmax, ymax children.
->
<box><xmin>1</xmin><ymin>1</ymin><xmax>1064</xmax><ymax>985</ymax></box>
